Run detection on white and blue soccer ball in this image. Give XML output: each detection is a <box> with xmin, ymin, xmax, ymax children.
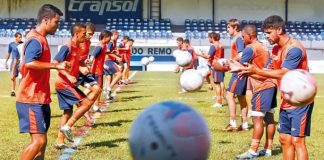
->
<box><xmin>148</xmin><ymin>56</ymin><xmax>155</xmax><ymax>62</ymax></box>
<box><xmin>175</xmin><ymin>51</ymin><xmax>192</xmax><ymax>67</ymax></box>
<box><xmin>180</xmin><ymin>69</ymin><xmax>204</xmax><ymax>91</ymax></box>
<box><xmin>141</xmin><ymin>57</ymin><xmax>150</xmax><ymax>66</ymax></box>
<box><xmin>129</xmin><ymin>101</ymin><xmax>210</xmax><ymax>160</ymax></box>
<box><xmin>280</xmin><ymin>69</ymin><xmax>317</xmax><ymax>106</ymax></box>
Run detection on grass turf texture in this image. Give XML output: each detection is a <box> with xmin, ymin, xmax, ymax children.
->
<box><xmin>0</xmin><ymin>71</ymin><xmax>323</xmax><ymax>160</ymax></box>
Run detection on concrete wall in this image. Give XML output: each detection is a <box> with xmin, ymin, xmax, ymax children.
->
<box><xmin>214</xmin><ymin>0</ymin><xmax>285</xmax><ymax>22</ymax></box>
<box><xmin>288</xmin><ymin>0</ymin><xmax>324</xmax><ymax>22</ymax></box>
<box><xmin>0</xmin><ymin>0</ymin><xmax>64</xmax><ymax>19</ymax></box>
<box><xmin>161</xmin><ymin>0</ymin><xmax>213</xmax><ymax>25</ymax></box>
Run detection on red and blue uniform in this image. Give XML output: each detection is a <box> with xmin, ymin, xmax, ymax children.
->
<box><xmin>227</xmin><ymin>33</ymin><xmax>247</xmax><ymax>95</ymax></box>
<box><xmin>208</xmin><ymin>43</ymin><xmax>225</xmax><ymax>83</ymax></box>
<box><xmin>273</xmin><ymin>38</ymin><xmax>313</xmax><ymax>137</ymax></box>
<box><xmin>11</xmin><ymin>47</ymin><xmax>21</xmax><ymax>77</ymax></box>
<box><xmin>76</xmin><ymin>39</ymin><xmax>97</xmax><ymax>87</ymax></box>
<box><xmin>104</xmin><ymin>41</ymin><xmax>120</xmax><ymax>76</ymax></box>
<box><xmin>118</xmin><ymin>41</ymin><xmax>128</xmax><ymax>63</ymax></box>
<box><xmin>54</xmin><ymin>40</ymin><xmax>86</xmax><ymax>110</ymax></box>
<box><xmin>240</xmin><ymin>40</ymin><xmax>277</xmax><ymax>114</ymax></box>
<box><xmin>90</xmin><ymin>42</ymin><xmax>107</xmax><ymax>87</ymax></box>
<box><xmin>16</xmin><ymin>29</ymin><xmax>51</xmax><ymax>133</ymax></box>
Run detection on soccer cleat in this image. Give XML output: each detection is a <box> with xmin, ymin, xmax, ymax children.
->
<box><xmin>222</xmin><ymin>124</ymin><xmax>239</xmax><ymax>132</ymax></box>
<box><xmin>236</xmin><ymin>125</ymin><xmax>249</xmax><ymax>131</ymax></box>
<box><xmin>106</xmin><ymin>96</ymin><xmax>115</xmax><ymax>103</ymax></box>
<box><xmin>212</xmin><ymin>103</ymin><xmax>222</xmax><ymax>108</ymax></box>
<box><xmin>54</xmin><ymin>143</ymin><xmax>68</xmax><ymax>150</ymax></box>
<box><xmin>10</xmin><ymin>91</ymin><xmax>15</xmax><ymax>97</ymax></box>
<box><xmin>61</xmin><ymin>126</ymin><xmax>74</xmax><ymax>142</ymax></box>
<box><xmin>236</xmin><ymin>151</ymin><xmax>258</xmax><ymax>159</ymax></box>
<box><xmin>258</xmin><ymin>149</ymin><xmax>272</xmax><ymax>157</ymax></box>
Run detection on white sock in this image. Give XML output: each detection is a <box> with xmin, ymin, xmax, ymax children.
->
<box><xmin>93</xmin><ymin>105</ymin><xmax>99</xmax><ymax>111</ymax></box>
<box><xmin>61</xmin><ymin>125</ymin><xmax>70</xmax><ymax>130</ymax></box>
<box><xmin>230</xmin><ymin>120</ymin><xmax>237</xmax><ymax>127</ymax></box>
<box><xmin>248</xmin><ymin>149</ymin><xmax>257</xmax><ymax>155</ymax></box>
<box><xmin>242</xmin><ymin>122</ymin><xmax>249</xmax><ymax>128</ymax></box>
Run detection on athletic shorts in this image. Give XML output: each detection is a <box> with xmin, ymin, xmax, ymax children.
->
<box><xmin>278</xmin><ymin>103</ymin><xmax>314</xmax><ymax>137</ymax></box>
<box><xmin>104</xmin><ymin>60</ymin><xmax>120</xmax><ymax>76</ymax></box>
<box><xmin>227</xmin><ymin>73</ymin><xmax>247</xmax><ymax>96</ymax></box>
<box><xmin>56</xmin><ymin>86</ymin><xmax>86</xmax><ymax>110</ymax></box>
<box><xmin>250</xmin><ymin>87</ymin><xmax>277</xmax><ymax>117</ymax></box>
<box><xmin>211</xmin><ymin>67</ymin><xmax>225</xmax><ymax>83</ymax></box>
<box><xmin>16</xmin><ymin>102</ymin><xmax>51</xmax><ymax>134</ymax></box>
<box><xmin>76</xmin><ymin>73</ymin><xmax>97</xmax><ymax>87</ymax></box>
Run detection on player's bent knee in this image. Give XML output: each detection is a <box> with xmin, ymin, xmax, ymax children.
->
<box><xmin>292</xmin><ymin>137</ymin><xmax>306</xmax><ymax>146</ymax></box>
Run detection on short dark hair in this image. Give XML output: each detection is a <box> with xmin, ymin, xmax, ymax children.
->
<box><xmin>14</xmin><ymin>32</ymin><xmax>22</xmax><ymax>38</ymax></box>
<box><xmin>86</xmin><ymin>22</ymin><xmax>95</xmax><ymax>31</ymax></box>
<box><xmin>129</xmin><ymin>39</ymin><xmax>134</xmax><ymax>42</ymax></box>
<box><xmin>99</xmin><ymin>30</ymin><xmax>112</xmax><ymax>40</ymax></box>
<box><xmin>243</xmin><ymin>25</ymin><xmax>257</xmax><ymax>36</ymax></box>
<box><xmin>176</xmin><ymin>37</ymin><xmax>183</xmax><ymax>42</ymax></box>
<box><xmin>123</xmin><ymin>36</ymin><xmax>130</xmax><ymax>41</ymax></box>
<box><xmin>263</xmin><ymin>15</ymin><xmax>285</xmax><ymax>33</ymax></box>
<box><xmin>227</xmin><ymin>19</ymin><xmax>240</xmax><ymax>31</ymax></box>
<box><xmin>208</xmin><ymin>32</ymin><xmax>220</xmax><ymax>41</ymax></box>
<box><xmin>37</xmin><ymin>4</ymin><xmax>63</xmax><ymax>24</ymax></box>
<box><xmin>71</xmin><ymin>23</ymin><xmax>86</xmax><ymax>36</ymax></box>
<box><xmin>183</xmin><ymin>39</ymin><xmax>190</xmax><ymax>44</ymax></box>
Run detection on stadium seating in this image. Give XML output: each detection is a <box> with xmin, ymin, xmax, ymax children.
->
<box><xmin>105</xmin><ymin>18</ymin><xmax>172</xmax><ymax>39</ymax></box>
<box><xmin>184</xmin><ymin>19</ymin><xmax>324</xmax><ymax>41</ymax></box>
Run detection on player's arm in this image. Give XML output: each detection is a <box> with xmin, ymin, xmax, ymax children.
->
<box><xmin>233</xmin><ymin>37</ymin><xmax>244</xmax><ymax>61</ymax></box>
<box><xmin>24</xmin><ymin>39</ymin><xmax>70</xmax><ymax>70</ymax></box>
<box><xmin>89</xmin><ymin>46</ymin><xmax>102</xmax><ymax>64</ymax></box>
<box><xmin>199</xmin><ymin>45</ymin><xmax>215</xmax><ymax>59</ymax></box>
<box><xmin>108</xmin><ymin>52</ymin><xmax>122</xmax><ymax>62</ymax></box>
<box><xmin>239</xmin><ymin>48</ymin><xmax>303</xmax><ymax>79</ymax></box>
<box><xmin>53</xmin><ymin>45</ymin><xmax>77</xmax><ymax>83</ymax></box>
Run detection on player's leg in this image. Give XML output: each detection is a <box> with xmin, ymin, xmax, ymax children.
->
<box><xmin>56</xmin><ymin>109</ymin><xmax>72</xmax><ymax>147</ymax></box>
<box><xmin>19</xmin><ymin>133</ymin><xmax>47</xmax><ymax>160</ymax></box>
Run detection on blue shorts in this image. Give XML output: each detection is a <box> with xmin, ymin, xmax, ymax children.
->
<box><xmin>91</xmin><ymin>74</ymin><xmax>103</xmax><ymax>87</ymax></box>
<box><xmin>227</xmin><ymin>73</ymin><xmax>247</xmax><ymax>96</ymax></box>
<box><xmin>56</xmin><ymin>87</ymin><xmax>86</xmax><ymax>110</ymax></box>
<box><xmin>104</xmin><ymin>60</ymin><xmax>120</xmax><ymax>76</ymax></box>
<box><xmin>16</xmin><ymin>102</ymin><xmax>51</xmax><ymax>134</ymax></box>
<box><xmin>76</xmin><ymin>73</ymin><xmax>97</xmax><ymax>87</ymax></box>
<box><xmin>278</xmin><ymin>103</ymin><xmax>314</xmax><ymax>137</ymax></box>
<box><xmin>211</xmin><ymin>68</ymin><xmax>225</xmax><ymax>83</ymax></box>
<box><xmin>194</xmin><ymin>59</ymin><xmax>199</xmax><ymax>69</ymax></box>
<box><xmin>252</xmin><ymin>87</ymin><xmax>277</xmax><ymax>112</ymax></box>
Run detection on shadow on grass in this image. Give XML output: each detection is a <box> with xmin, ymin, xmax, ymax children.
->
<box><xmin>117</xmin><ymin>95</ymin><xmax>152</xmax><ymax>102</ymax></box>
<box><xmin>93</xmin><ymin>120</ymin><xmax>132</xmax><ymax>128</ymax></box>
<box><xmin>218</xmin><ymin>140</ymin><xmax>232</xmax><ymax>144</ymax></box>
<box><xmin>272</xmin><ymin>145</ymin><xmax>282</xmax><ymax>156</ymax></box>
<box><xmin>109</xmin><ymin>108</ymin><xmax>143</xmax><ymax>113</ymax></box>
<box><xmin>85</xmin><ymin>138</ymin><xmax>128</xmax><ymax>148</ymax></box>
<box><xmin>117</xmin><ymin>90</ymin><xmax>140</xmax><ymax>94</ymax></box>
<box><xmin>51</xmin><ymin>114</ymin><xmax>61</xmax><ymax>118</ymax></box>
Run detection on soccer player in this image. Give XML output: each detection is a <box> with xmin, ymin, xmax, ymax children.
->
<box><xmin>54</xmin><ymin>23</ymin><xmax>93</xmax><ymax>145</ymax></box>
<box><xmin>5</xmin><ymin>32</ymin><xmax>22</xmax><ymax>96</ymax></box>
<box><xmin>239</xmin><ymin>15</ymin><xmax>314</xmax><ymax>160</ymax></box>
<box><xmin>103</xmin><ymin>30</ymin><xmax>122</xmax><ymax>103</ymax></box>
<box><xmin>11</xmin><ymin>44</ymin><xmax>23</xmax><ymax>84</ymax></box>
<box><xmin>16</xmin><ymin>4</ymin><xmax>67</xmax><ymax>160</ymax></box>
<box><xmin>76</xmin><ymin>22</ymin><xmax>101</xmax><ymax>124</ymax></box>
<box><xmin>90</xmin><ymin>30</ymin><xmax>113</xmax><ymax>111</ymax></box>
<box><xmin>182</xmin><ymin>39</ymin><xmax>195</xmax><ymax>70</ymax></box>
<box><xmin>235</xmin><ymin>25</ymin><xmax>277</xmax><ymax>159</ymax></box>
<box><xmin>122</xmin><ymin>39</ymin><xmax>134</xmax><ymax>85</ymax></box>
<box><xmin>117</xmin><ymin>36</ymin><xmax>130</xmax><ymax>84</ymax></box>
<box><xmin>199</xmin><ymin>32</ymin><xmax>225</xmax><ymax>108</ymax></box>
<box><xmin>174</xmin><ymin>37</ymin><xmax>184</xmax><ymax>73</ymax></box>
<box><xmin>223</xmin><ymin>19</ymin><xmax>248</xmax><ymax>132</ymax></box>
